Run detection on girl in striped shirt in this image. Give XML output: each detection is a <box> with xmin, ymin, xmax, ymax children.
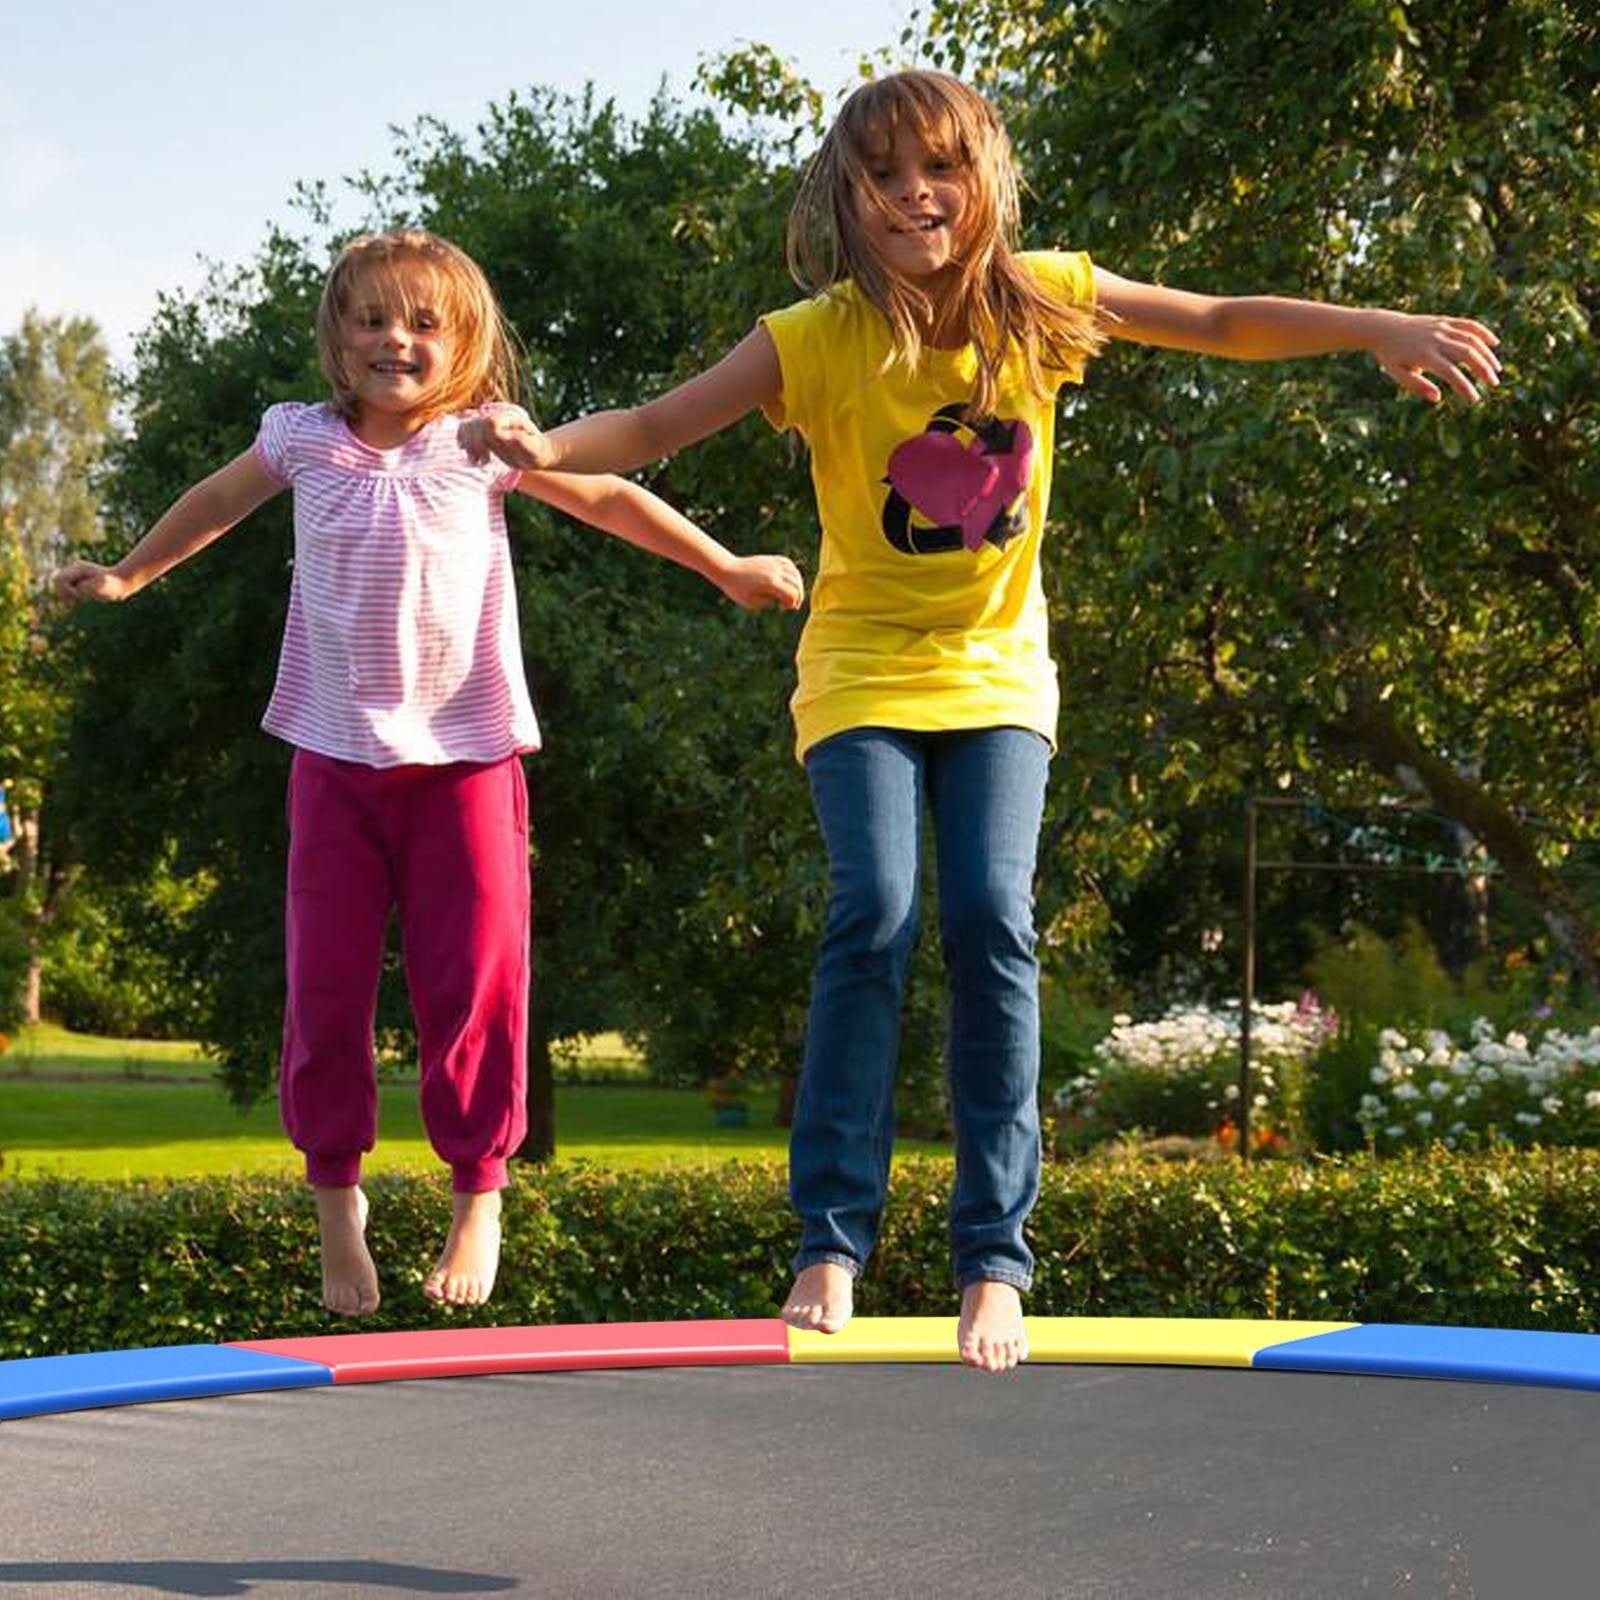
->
<box><xmin>56</xmin><ymin>229</ymin><xmax>804</xmax><ymax>1317</ymax></box>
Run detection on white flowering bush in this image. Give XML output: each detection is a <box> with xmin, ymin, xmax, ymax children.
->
<box><xmin>1358</xmin><ymin>1019</ymin><xmax>1600</xmax><ymax>1151</ymax></box>
<box><xmin>1052</xmin><ymin>996</ymin><xmax>1338</xmax><ymax>1150</ymax></box>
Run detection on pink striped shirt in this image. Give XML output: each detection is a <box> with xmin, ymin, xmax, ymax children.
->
<box><xmin>254</xmin><ymin>402</ymin><xmax>541</xmax><ymax>768</ymax></box>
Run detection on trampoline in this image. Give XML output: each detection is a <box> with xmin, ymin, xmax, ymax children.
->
<box><xmin>3</xmin><ymin>1316</ymin><xmax>1599</xmax><ymax>1598</ymax></box>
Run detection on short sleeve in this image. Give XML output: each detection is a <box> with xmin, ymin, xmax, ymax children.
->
<box><xmin>253</xmin><ymin>401</ymin><xmax>310</xmax><ymax>484</ymax></box>
<box><xmin>1021</xmin><ymin>250</ymin><xmax>1097</xmax><ymax>384</ymax></box>
<box><xmin>1022</xmin><ymin>248</ymin><xmax>1094</xmax><ymax>309</ymax></box>
<box><xmin>758</xmin><ymin>296</ymin><xmax>827</xmax><ymax>437</ymax></box>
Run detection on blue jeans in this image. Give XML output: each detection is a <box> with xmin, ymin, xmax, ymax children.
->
<box><xmin>790</xmin><ymin>725</ymin><xmax>1050</xmax><ymax>1290</ymax></box>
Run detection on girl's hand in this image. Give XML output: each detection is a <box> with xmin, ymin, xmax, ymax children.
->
<box><xmin>54</xmin><ymin>560</ymin><xmax>129</xmax><ymax>605</ymax></box>
<box><xmin>1371</xmin><ymin>312</ymin><xmax>1501</xmax><ymax>404</ymax></box>
<box><xmin>718</xmin><ymin>554</ymin><xmax>806</xmax><ymax>613</ymax></box>
<box><xmin>458</xmin><ymin>406</ymin><xmax>556</xmax><ymax>471</ymax></box>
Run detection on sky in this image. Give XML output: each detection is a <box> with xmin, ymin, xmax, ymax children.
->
<box><xmin>1</xmin><ymin>0</ymin><xmax>914</xmax><ymax>366</ymax></box>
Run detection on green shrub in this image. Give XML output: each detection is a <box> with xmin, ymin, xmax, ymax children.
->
<box><xmin>1304</xmin><ymin>919</ymin><xmax>1593</xmax><ymax>1042</ymax></box>
<box><xmin>1303</xmin><ymin>1020</ymin><xmax>1384</xmax><ymax>1153</ymax></box>
<box><xmin>1306</xmin><ymin>921</ymin><xmax>1460</xmax><ymax>1032</ymax></box>
<box><xmin>1038</xmin><ymin>976</ymin><xmax>1113</xmax><ymax>1096</ymax></box>
<box><xmin>4</xmin><ymin>1149</ymin><xmax>1599</xmax><ymax>1358</ymax></box>
<box><xmin>40</xmin><ymin>869</ymin><xmax>207</xmax><ymax>1040</ymax></box>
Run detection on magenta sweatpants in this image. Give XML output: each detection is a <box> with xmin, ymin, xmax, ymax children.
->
<box><xmin>281</xmin><ymin>750</ymin><xmax>530</xmax><ymax>1193</ymax></box>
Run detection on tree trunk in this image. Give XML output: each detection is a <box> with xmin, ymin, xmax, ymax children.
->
<box><xmin>776</xmin><ymin>1072</ymin><xmax>798</xmax><ymax>1128</ymax></box>
<box><xmin>1426</xmin><ymin>801</ymin><xmax>1493</xmax><ymax>979</ymax></box>
<box><xmin>14</xmin><ymin>809</ymin><xmax>42</xmax><ymax>1026</ymax></box>
<box><xmin>21</xmin><ymin>957</ymin><xmax>40</xmax><ymax>1027</ymax></box>
<box><xmin>1329</xmin><ymin>691</ymin><xmax>1600</xmax><ymax>991</ymax></box>
<box><xmin>516</xmin><ymin>958</ymin><xmax>556</xmax><ymax>1164</ymax></box>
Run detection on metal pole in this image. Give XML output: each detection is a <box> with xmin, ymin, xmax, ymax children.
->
<box><xmin>1239</xmin><ymin>796</ymin><xmax>1258</xmax><ymax>1163</ymax></box>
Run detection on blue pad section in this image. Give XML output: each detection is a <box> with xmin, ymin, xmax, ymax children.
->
<box><xmin>0</xmin><ymin>1343</ymin><xmax>332</xmax><ymax>1422</ymax></box>
<box><xmin>1256</xmin><ymin>1322</ymin><xmax>1600</xmax><ymax>1392</ymax></box>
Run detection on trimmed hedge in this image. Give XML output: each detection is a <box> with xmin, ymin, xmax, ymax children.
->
<box><xmin>4</xmin><ymin>1149</ymin><xmax>1600</xmax><ymax>1359</ymax></box>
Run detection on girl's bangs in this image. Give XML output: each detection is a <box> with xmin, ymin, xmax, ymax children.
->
<box><xmin>338</xmin><ymin>258</ymin><xmax>457</xmax><ymax>328</ymax></box>
<box><xmin>845</xmin><ymin>78</ymin><xmax>972</xmax><ymax>169</ymax></box>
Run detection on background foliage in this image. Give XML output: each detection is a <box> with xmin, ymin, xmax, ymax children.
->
<box><xmin>17</xmin><ymin>0</ymin><xmax>1597</xmax><ymax>1146</ymax></box>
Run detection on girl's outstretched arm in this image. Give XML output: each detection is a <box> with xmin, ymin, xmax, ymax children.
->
<box><xmin>461</xmin><ymin>327</ymin><xmax>783</xmax><ymax>475</ymax></box>
<box><xmin>54</xmin><ymin>449</ymin><xmax>283</xmax><ymax>604</ymax></box>
<box><xmin>515</xmin><ymin>469</ymin><xmax>804</xmax><ymax>613</ymax></box>
<box><xmin>1094</xmin><ymin>269</ymin><xmax>1501</xmax><ymax>404</ymax></box>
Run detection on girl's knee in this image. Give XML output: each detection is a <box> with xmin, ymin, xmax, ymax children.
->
<box><xmin>940</xmin><ymin>879</ymin><xmax>1035</xmax><ymax>959</ymax></box>
<box><xmin>826</xmin><ymin>873</ymin><xmax>919</xmax><ymax>957</ymax></box>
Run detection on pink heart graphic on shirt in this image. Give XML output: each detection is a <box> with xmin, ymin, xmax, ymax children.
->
<box><xmin>887</xmin><ymin>424</ymin><xmax>1034</xmax><ymax>551</ymax></box>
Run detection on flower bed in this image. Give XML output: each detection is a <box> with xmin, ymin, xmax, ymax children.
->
<box><xmin>1358</xmin><ymin>1019</ymin><xmax>1600</xmax><ymax>1151</ymax></box>
<box><xmin>1052</xmin><ymin>996</ymin><xmax>1337</xmax><ymax>1150</ymax></box>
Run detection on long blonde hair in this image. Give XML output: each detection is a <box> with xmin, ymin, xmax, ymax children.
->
<box><xmin>787</xmin><ymin>71</ymin><xmax>1103</xmax><ymax>420</ymax></box>
<box><xmin>315</xmin><ymin>229</ymin><xmax>521</xmax><ymax>422</ymax></box>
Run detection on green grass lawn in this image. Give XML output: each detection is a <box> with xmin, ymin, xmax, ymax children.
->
<box><xmin>0</xmin><ymin>1024</ymin><xmax>947</xmax><ymax>1180</ymax></box>
<box><xmin>2</xmin><ymin>1022</ymin><xmax>217</xmax><ymax>1081</ymax></box>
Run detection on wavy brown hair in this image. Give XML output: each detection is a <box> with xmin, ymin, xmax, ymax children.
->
<box><xmin>315</xmin><ymin>229</ymin><xmax>521</xmax><ymax>423</ymax></box>
<box><xmin>787</xmin><ymin>71</ymin><xmax>1103</xmax><ymax>421</ymax></box>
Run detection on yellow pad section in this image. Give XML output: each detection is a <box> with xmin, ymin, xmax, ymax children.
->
<box><xmin>787</xmin><ymin>1316</ymin><xmax>1357</xmax><ymax>1367</ymax></box>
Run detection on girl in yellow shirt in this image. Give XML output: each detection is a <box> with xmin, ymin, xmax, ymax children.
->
<box><xmin>461</xmin><ymin>70</ymin><xmax>1499</xmax><ymax>1373</ymax></box>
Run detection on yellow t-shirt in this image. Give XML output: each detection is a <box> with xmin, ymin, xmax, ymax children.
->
<box><xmin>760</xmin><ymin>249</ymin><xmax>1095</xmax><ymax>761</ymax></box>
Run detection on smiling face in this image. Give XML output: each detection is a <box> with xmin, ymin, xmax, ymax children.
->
<box><xmin>316</xmin><ymin>230</ymin><xmax>520</xmax><ymax>444</ymax></box>
<box><xmin>788</xmin><ymin>73</ymin><xmax>1060</xmax><ymax>417</ymax></box>
<box><xmin>811</xmin><ymin>74</ymin><xmax>1018</xmax><ymax>343</ymax></box>
<box><xmin>853</xmin><ymin>129</ymin><xmax>973</xmax><ymax>286</ymax></box>
<box><xmin>335</xmin><ymin>265</ymin><xmax>454</xmax><ymax>444</ymax></box>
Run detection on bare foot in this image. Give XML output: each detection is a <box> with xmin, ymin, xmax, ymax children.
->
<box><xmin>315</xmin><ymin>1185</ymin><xmax>380</xmax><ymax>1316</ymax></box>
<box><xmin>423</xmin><ymin>1188</ymin><xmax>503</xmax><ymax>1306</ymax></box>
<box><xmin>781</xmin><ymin>1262</ymin><xmax>854</xmax><ymax>1333</ymax></box>
<box><xmin>958</xmin><ymin>1280</ymin><xmax>1028</xmax><ymax>1374</ymax></box>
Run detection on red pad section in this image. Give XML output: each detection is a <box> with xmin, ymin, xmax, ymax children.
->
<box><xmin>229</xmin><ymin>1318</ymin><xmax>791</xmax><ymax>1384</ymax></box>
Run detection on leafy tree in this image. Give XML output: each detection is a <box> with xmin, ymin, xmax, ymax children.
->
<box><xmin>57</xmin><ymin>95</ymin><xmax>839</xmax><ymax>1146</ymax></box>
<box><xmin>55</xmin><ymin>3</ymin><xmax>1596</xmax><ymax>1173</ymax></box>
<box><xmin>56</xmin><ymin>234</ymin><xmax>324</xmax><ymax>1087</ymax></box>
<box><xmin>0</xmin><ymin>311</ymin><xmax>115</xmax><ymax>1021</ymax></box>
<box><xmin>908</xmin><ymin>0</ymin><xmax>1599</xmax><ymax>990</ymax></box>
<box><xmin>0</xmin><ymin>311</ymin><xmax>111</xmax><ymax>573</ymax></box>
<box><xmin>372</xmin><ymin>89</ymin><xmax>879</xmax><ymax>1133</ymax></box>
